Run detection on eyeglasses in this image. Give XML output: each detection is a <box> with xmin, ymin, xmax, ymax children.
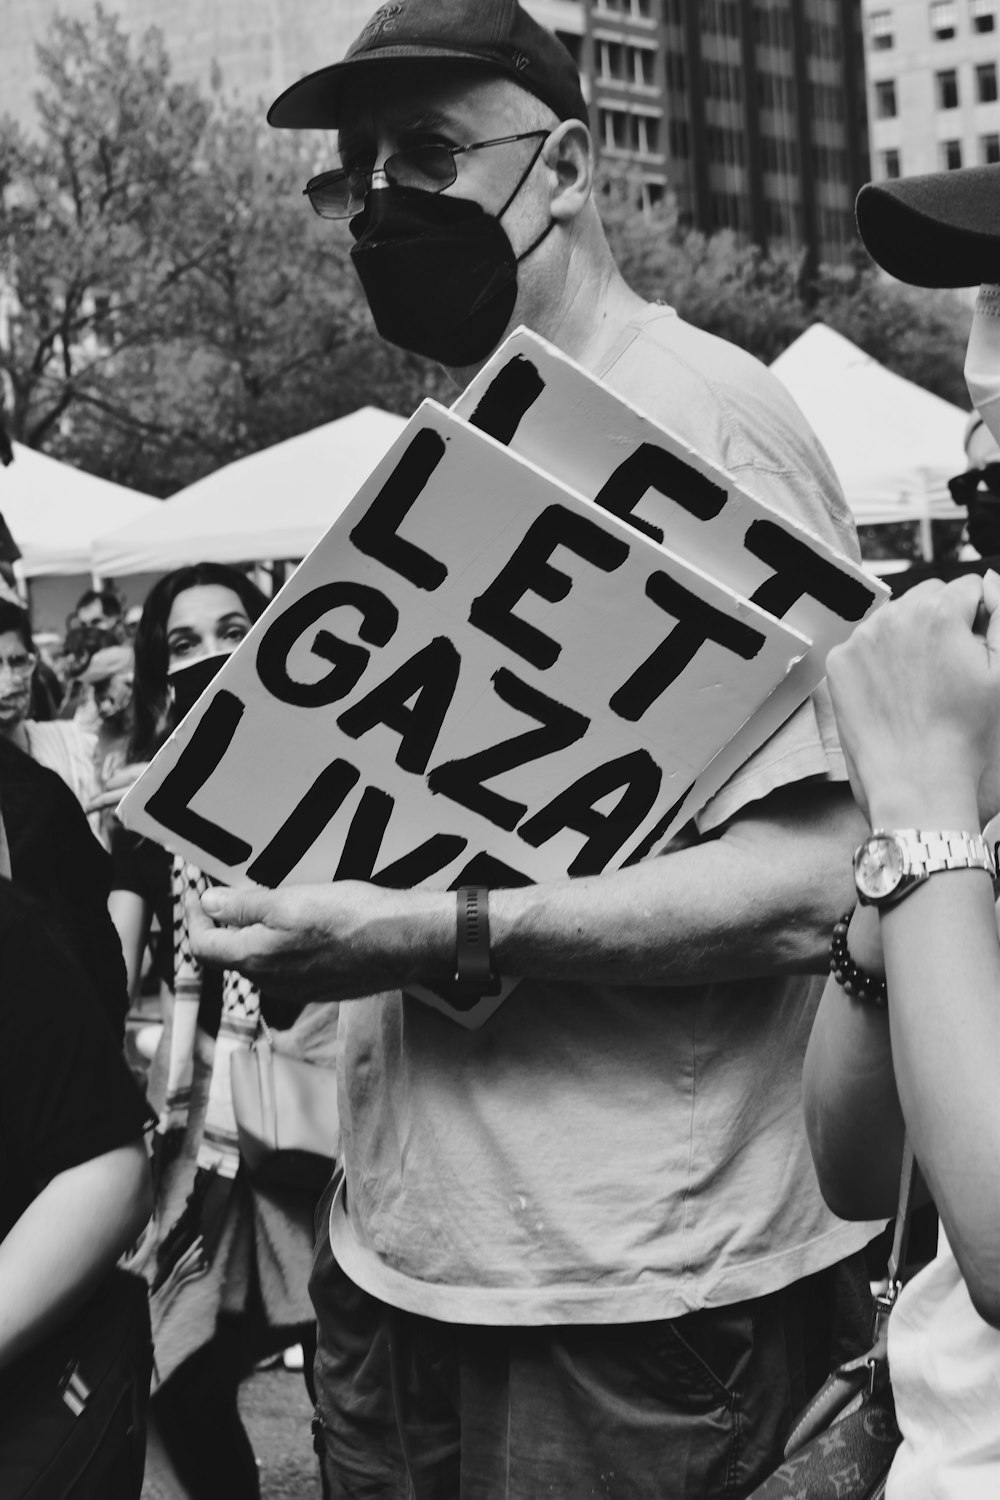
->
<box><xmin>0</xmin><ymin>651</ymin><xmax>35</xmax><ymax>680</ymax></box>
<box><xmin>303</xmin><ymin>130</ymin><xmax>550</xmax><ymax>220</ymax></box>
<box><xmin>948</xmin><ymin>462</ymin><xmax>1000</xmax><ymax>504</ymax></box>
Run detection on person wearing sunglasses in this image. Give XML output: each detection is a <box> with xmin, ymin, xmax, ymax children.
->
<box><xmin>190</xmin><ymin>3</ymin><xmax>882</xmax><ymax>1495</ymax></box>
<box><xmin>891</xmin><ymin>411</ymin><xmax>1000</xmax><ymax>596</ymax></box>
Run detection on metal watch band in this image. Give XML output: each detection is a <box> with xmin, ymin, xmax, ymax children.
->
<box><xmin>454</xmin><ymin>886</ymin><xmax>500</xmax><ymax>994</ymax></box>
<box><xmin>886</xmin><ymin>828</ymin><xmax>996</xmax><ymax>879</ymax></box>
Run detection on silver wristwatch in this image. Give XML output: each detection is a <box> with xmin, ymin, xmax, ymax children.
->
<box><xmin>853</xmin><ymin>829</ymin><xmax>996</xmax><ymax>909</ymax></box>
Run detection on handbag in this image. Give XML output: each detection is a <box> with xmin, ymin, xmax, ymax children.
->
<box><xmin>230</xmin><ymin>1014</ymin><xmax>340</xmax><ymax>1193</ymax></box>
<box><xmin>0</xmin><ymin>1268</ymin><xmax>153</xmax><ymax>1500</ymax></box>
<box><xmin>747</xmin><ymin>1140</ymin><xmax>918</xmax><ymax>1500</ymax></box>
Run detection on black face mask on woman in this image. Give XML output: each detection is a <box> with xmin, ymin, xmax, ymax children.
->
<box><xmin>167</xmin><ymin>652</ymin><xmax>231</xmax><ymax>723</ymax></box>
<box><xmin>349</xmin><ymin>148</ymin><xmax>554</xmax><ymax>368</ymax></box>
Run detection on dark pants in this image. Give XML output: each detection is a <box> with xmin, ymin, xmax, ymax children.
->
<box><xmin>152</xmin><ymin>1314</ymin><xmax>318</xmax><ymax>1500</ymax></box>
<box><xmin>309</xmin><ymin>1191</ymin><xmax>871</xmax><ymax>1500</ymax></box>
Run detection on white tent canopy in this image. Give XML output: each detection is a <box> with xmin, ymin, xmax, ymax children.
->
<box><xmin>0</xmin><ymin>442</ymin><xmax>158</xmax><ymax>577</ymax></box>
<box><xmin>770</xmin><ymin>324</ymin><xmax>970</xmax><ymax>537</ymax></box>
<box><xmin>93</xmin><ymin>406</ymin><xmax>409</xmax><ymax>577</ymax></box>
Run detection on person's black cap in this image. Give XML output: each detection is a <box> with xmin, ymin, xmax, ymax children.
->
<box><xmin>856</xmin><ymin>163</ymin><xmax>1000</xmax><ymax>288</ymax></box>
<box><xmin>267</xmin><ymin>0</ymin><xmax>588</xmax><ymax>129</ymax></box>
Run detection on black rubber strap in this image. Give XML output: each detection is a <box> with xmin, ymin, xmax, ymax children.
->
<box><xmin>454</xmin><ymin>886</ymin><xmax>500</xmax><ymax>995</ymax></box>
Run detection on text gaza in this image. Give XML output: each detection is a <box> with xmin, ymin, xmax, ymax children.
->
<box><xmin>144</xmin><ymin>437</ymin><xmax>770</xmax><ymax>887</ymax></box>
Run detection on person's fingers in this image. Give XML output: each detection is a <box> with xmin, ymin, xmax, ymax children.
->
<box><xmin>104</xmin><ymin>761</ymin><xmax>149</xmax><ymax>790</ymax></box>
<box><xmin>937</xmin><ymin>571</ymin><xmax>987</xmax><ymax>629</ymax></box>
<box><xmin>85</xmin><ymin>789</ymin><xmax>123</xmax><ymax>812</ymax></box>
<box><xmin>199</xmin><ymin>884</ymin><xmax>276</xmax><ymax>928</ymax></box>
<box><xmin>186</xmin><ymin>892</ymin><xmax>267</xmax><ymax>968</ymax></box>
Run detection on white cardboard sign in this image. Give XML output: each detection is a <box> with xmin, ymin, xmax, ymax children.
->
<box><xmin>453</xmin><ymin>329</ymin><xmax>888</xmax><ymax>825</ymax></box>
<box><xmin>120</xmin><ymin>403</ymin><xmax>809</xmax><ymax>1019</ymax></box>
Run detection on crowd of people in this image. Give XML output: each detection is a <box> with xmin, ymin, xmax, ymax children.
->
<box><xmin>0</xmin><ymin>4</ymin><xmax>997</xmax><ymax>1497</ymax></box>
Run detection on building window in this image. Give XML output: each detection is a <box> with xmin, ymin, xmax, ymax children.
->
<box><xmin>880</xmin><ymin>147</ymin><xmax>902</xmax><ymax>177</ymax></box>
<box><xmin>937</xmin><ymin>68</ymin><xmax>960</xmax><ymax>107</ymax></box>
<box><xmin>875</xmin><ymin>79</ymin><xmax>898</xmax><ymax>116</ymax></box>
<box><xmin>982</xmin><ymin>132</ymin><xmax>1000</xmax><ymax>162</ymax></box>
<box><xmin>599</xmin><ymin>41</ymin><xmax>625</xmax><ymax>81</ymax></box>
<box><xmin>930</xmin><ymin>0</ymin><xmax>958</xmax><ymax>37</ymax></box>
<box><xmin>970</xmin><ymin>0</ymin><xmax>996</xmax><ymax>33</ymax></box>
<box><xmin>638</xmin><ymin>115</ymin><xmax>661</xmax><ymax>155</ymax></box>
<box><xmin>601</xmin><ymin>107</ymin><xmax>628</xmax><ymax>150</ymax></box>
<box><xmin>870</xmin><ymin>9</ymin><xmax>895</xmax><ymax>46</ymax></box>
<box><xmin>941</xmin><ymin>138</ymin><xmax>963</xmax><ymax>168</ymax></box>
<box><xmin>634</xmin><ymin>45</ymin><xmax>657</xmax><ymax>87</ymax></box>
<box><xmin>977</xmin><ymin>62</ymin><xmax>998</xmax><ymax>102</ymax></box>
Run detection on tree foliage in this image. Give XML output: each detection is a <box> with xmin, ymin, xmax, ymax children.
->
<box><xmin>0</xmin><ymin>5</ymin><xmax>450</xmax><ymax>495</ymax></box>
<box><xmin>599</xmin><ymin>169</ymin><xmax>973</xmax><ymax>410</ymax></box>
<box><xmin>0</xmin><ymin>11</ymin><xmax>973</xmax><ymax>502</ymax></box>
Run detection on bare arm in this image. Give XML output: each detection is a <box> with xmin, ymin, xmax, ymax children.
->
<box><xmin>188</xmin><ymin>778</ymin><xmax>865</xmax><ymax>1000</ymax></box>
<box><xmin>108</xmin><ymin>889</ymin><xmax>152</xmax><ymax>1003</ymax></box>
<box><xmin>805</xmin><ymin>575</ymin><xmax>1000</xmax><ymax>1327</ymax></box>
<box><xmin>0</xmin><ymin>1140</ymin><xmax>153</xmax><ymax>1373</ymax></box>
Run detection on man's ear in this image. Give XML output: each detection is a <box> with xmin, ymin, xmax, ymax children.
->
<box><xmin>542</xmin><ymin>120</ymin><xmax>594</xmax><ymax>222</ymax></box>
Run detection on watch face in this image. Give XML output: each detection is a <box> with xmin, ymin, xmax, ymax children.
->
<box><xmin>855</xmin><ymin>834</ymin><xmax>905</xmax><ymax>901</ymax></box>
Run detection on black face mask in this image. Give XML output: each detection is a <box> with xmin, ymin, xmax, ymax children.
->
<box><xmin>168</xmin><ymin>652</ymin><xmax>231</xmax><ymax>723</ymax></box>
<box><xmin>349</xmin><ymin>155</ymin><xmax>553</xmax><ymax>367</ymax></box>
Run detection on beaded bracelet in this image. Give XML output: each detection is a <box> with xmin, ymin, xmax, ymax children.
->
<box><xmin>830</xmin><ymin>911</ymin><xmax>888</xmax><ymax>1008</ymax></box>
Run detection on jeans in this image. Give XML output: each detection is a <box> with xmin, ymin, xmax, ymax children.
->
<box><xmin>309</xmin><ymin>1186</ymin><xmax>871</xmax><ymax>1500</ymax></box>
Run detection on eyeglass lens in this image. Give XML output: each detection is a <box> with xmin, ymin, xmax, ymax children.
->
<box><xmin>950</xmin><ymin>462</ymin><xmax>1000</xmax><ymax>501</ymax></box>
<box><xmin>305</xmin><ymin>132</ymin><xmax>547</xmax><ymax>219</ymax></box>
<box><xmin>307</xmin><ymin>144</ymin><xmax>459</xmax><ymax>218</ymax></box>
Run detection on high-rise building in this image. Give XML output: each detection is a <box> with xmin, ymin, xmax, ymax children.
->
<box><xmin>862</xmin><ymin>0</ymin><xmax>1000</xmax><ymax>183</ymax></box>
<box><xmin>535</xmin><ymin>1</ymin><xmax>870</xmax><ymax>268</ymax></box>
<box><xmin>1</xmin><ymin>0</ymin><xmax>868</xmax><ymax>266</ymax></box>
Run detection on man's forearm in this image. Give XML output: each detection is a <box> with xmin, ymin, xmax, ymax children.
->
<box><xmin>191</xmin><ymin>781</ymin><xmax>864</xmax><ymax>1000</ymax></box>
<box><xmin>489</xmin><ymin>781</ymin><xmax>864</xmax><ymax>987</ymax></box>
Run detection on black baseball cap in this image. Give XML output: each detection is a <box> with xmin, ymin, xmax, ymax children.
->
<box><xmin>267</xmin><ymin>0</ymin><xmax>588</xmax><ymax>129</ymax></box>
<box><xmin>856</xmin><ymin>163</ymin><xmax>1000</xmax><ymax>288</ymax></box>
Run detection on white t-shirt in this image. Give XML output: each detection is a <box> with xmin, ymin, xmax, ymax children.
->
<box><xmin>24</xmin><ymin>719</ymin><xmax>99</xmax><ymax>817</ymax></box>
<box><xmin>887</xmin><ymin>1231</ymin><xmax>1000</xmax><ymax>1498</ymax></box>
<box><xmin>330</xmin><ymin>306</ymin><xmax>882</xmax><ymax>1324</ymax></box>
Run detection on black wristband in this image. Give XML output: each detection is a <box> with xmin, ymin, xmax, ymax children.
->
<box><xmin>830</xmin><ymin>911</ymin><xmax>888</xmax><ymax>1008</ymax></box>
<box><xmin>454</xmin><ymin>887</ymin><xmax>501</xmax><ymax>996</ymax></box>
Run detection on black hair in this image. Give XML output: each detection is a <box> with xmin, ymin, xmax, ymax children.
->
<box><xmin>0</xmin><ymin>599</ymin><xmax>34</xmax><ymax>654</ymax></box>
<box><xmin>74</xmin><ymin>587</ymin><xmax>122</xmax><ymax>619</ymax></box>
<box><xmin>129</xmin><ymin>563</ymin><xmax>268</xmax><ymax>760</ymax></box>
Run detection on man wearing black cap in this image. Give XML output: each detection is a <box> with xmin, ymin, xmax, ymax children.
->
<box><xmin>192</xmin><ymin>4</ymin><xmax>882</xmax><ymax>1494</ymax></box>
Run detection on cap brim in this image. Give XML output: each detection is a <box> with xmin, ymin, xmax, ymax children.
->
<box><xmin>267</xmin><ymin>51</ymin><xmax>515</xmax><ymax>129</ymax></box>
<box><xmin>856</xmin><ymin>165</ymin><xmax>1000</xmax><ymax>288</ymax></box>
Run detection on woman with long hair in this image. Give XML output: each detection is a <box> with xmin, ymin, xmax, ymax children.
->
<box><xmin>108</xmin><ymin>563</ymin><xmax>329</xmax><ymax>1500</ymax></box>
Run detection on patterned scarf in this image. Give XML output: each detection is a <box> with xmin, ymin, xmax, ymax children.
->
<box><xmin>152</xmin><ymin>857</ymin><xmax>260</xmax><ymax>1287</ymax></box>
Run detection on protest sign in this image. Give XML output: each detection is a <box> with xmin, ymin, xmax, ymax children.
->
<box><xmin>453</xmin><ymin>329</ymin><xmax>888</xmax><ymax>831</ymax></box>
<box><xmin>120</xmin><ymin>402</ymin><xmax>809</xmax><ymax>1019</ymax></box>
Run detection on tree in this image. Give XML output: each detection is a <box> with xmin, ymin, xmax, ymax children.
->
<box><xmin>599</xmin><ymin>168</ymin><xmax>972</xmax><ymax>410</ymax></box>
<box><xmin>0</xmin><ymin>7</ymin><xmax>215</xmax><ymax>458</ymax></box>
<box><xmin>0</xmin><ymin>6</ymin><xmax>451</xmax><ymax>495</ymax></box>
<box><xmin>0</xmin><ymin>12</ymin><xmax>972</xmax><ymax>503</ymax></box>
